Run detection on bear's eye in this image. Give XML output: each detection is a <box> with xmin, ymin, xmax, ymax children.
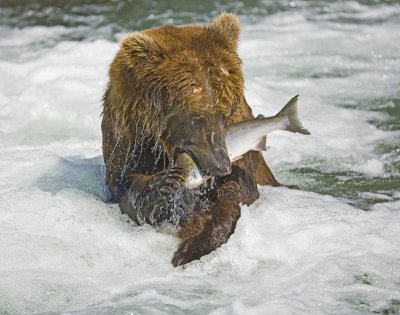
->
<box><xmin>220</xmin><ymin>67</ymin><xmax>229</xmax><ymax>75</ymax></box>
<box><xmin>158</xmin><ymin>51</ymin><xmax>165</xmax><ymax>59</ymax></box>
<box><xmin>221</xmin><ymin>67</ymin><xmax>236</xmax><ymax>75</ymax></box>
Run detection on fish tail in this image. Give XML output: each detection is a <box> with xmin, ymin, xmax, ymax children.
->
<box><xmin>276</xmin><ymin>95</ymin><xmax>311</xmax><ymax>135</ymax></box>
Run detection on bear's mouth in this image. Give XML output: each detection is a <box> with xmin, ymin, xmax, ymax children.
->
<box><xmin>172</xmin><ymin>144</ymin><xmax>231</xmax><ymax>177</ymax></box>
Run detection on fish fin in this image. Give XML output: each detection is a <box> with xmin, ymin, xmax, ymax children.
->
<box><xmin>256</xmin><ymin>114</ymin><xmax>265</xmax><ymax>119</ymax></box>
<box><xmin>232</xmin><ymin>136</ymin><xmax>267</xmax><ymax>161</ymax></box>
<box><xmin>276</xmin><ymin>95</ymin><xmax>311</xmax><ymax>135</ymax></box>
<box><xmin>254</xmin><ymin>136</ymin><xmax>267</xmax><ymax>151</ymax></box>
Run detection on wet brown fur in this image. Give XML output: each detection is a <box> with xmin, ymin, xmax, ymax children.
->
<box><xmin>102</xmin><ymin>13</ymin><xmax>280</xmax><ymax>266</ymax></box>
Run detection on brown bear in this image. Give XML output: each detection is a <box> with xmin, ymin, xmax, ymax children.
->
<box><xmin>101</xmin><ymin>12</ymin><xmax>280</xmax><ymax>266</ymax></box>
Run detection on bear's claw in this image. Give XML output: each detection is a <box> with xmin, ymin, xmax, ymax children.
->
<box><xmin>153</xmin><ymin>166</ymin><xmax>186</xmax><ymax>195</ymax></box>
<box><xmin>129</xmin><ymin>166</ymin><xmax>187</xmax><ymax>225</ymax></box>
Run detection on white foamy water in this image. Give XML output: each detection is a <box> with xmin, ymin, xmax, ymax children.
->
<box><xmin>1</xmin><ymin>2</ymin><xmax>399</xmax><ymax>314</ymax></box>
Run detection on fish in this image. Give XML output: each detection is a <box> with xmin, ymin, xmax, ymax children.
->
<box><xmin>225</xmin><ymin>94</ymin><xmax>310</xmax><ymax>162</ymax></box>
<box><xmin>176</xmin><ymin>95</ymin><xmax>310</xmax><ymax>188</ymax></box>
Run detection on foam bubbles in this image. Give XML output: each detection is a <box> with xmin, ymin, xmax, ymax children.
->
<box><xmin>353</xmin><ymin>158</ymin><xmax>385</xmax><ymax>177</ymax></box>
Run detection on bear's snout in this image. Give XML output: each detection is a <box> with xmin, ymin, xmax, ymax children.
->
<box><xmin>201</xmin><ymin>146</ymin><xmax>232</xmax><ymax>177</ymax></box>
<box><xmin>181</xmin><ymin>143</ymin><xmax>231</xmax><ymax>177</ymax></box>
<box><xmin>163</xmin><ymin>111</ymin><xmax>232</xmax><ymax>177</ymax></box>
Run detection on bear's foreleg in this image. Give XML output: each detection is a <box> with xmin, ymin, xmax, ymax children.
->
<box><xmin>171</xmin><ymin>180</ymin><xmax>242</xmax><ymax>266</ymax></box>
<box><xmin>172</xmin><ymin>161</ymin><xmax>260</xmax><ymax>266</ymax></box>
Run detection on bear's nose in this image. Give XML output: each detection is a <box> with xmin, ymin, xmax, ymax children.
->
<box><xmin>203</xmin><ymin>146</ymin><xmax>232</xmax><ymax>177</ymax></box>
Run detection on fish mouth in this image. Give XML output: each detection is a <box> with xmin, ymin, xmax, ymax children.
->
<box><xmin>173</xmin><ymin>147</ymin><xmax>206</xmax><ymax>177</ymax></box>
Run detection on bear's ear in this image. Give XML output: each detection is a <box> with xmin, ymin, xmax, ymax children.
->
<box><xmin>210</xmin><ymin>12</ymin><xmax>240</xmax><ymax>50</ymax></box>
<box><xmin>121</xmin><ymin>32</ymin><xmax>163</xmax><ymax>64</ymax></box>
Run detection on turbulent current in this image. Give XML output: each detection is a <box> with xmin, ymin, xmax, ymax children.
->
<box><xmin>0</xmin><ymin>1</ymin><xmax>399</xmax><ymax>314</ymax></box>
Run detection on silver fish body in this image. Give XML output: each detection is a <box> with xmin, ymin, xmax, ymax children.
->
<box><xmin>226</xmin><ymin>95</ymin><xmax>310</xmax><ymax>162</ymax></box>
<box><xmin>177</xmin><ymin>95</ymin><xmax>310</xmax><ymax>188</ymax></box>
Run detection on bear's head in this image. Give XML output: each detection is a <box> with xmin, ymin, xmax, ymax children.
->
<box><xmin>119</xmin><ymin>13</ymin><xmax>244</xmax><ymax>177</ymax></box>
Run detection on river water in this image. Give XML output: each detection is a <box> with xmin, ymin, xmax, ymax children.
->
<box><xmin>0</xmin><ymin>1</ymin><xmax>399</xmax><ymax>314</ymax></box>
